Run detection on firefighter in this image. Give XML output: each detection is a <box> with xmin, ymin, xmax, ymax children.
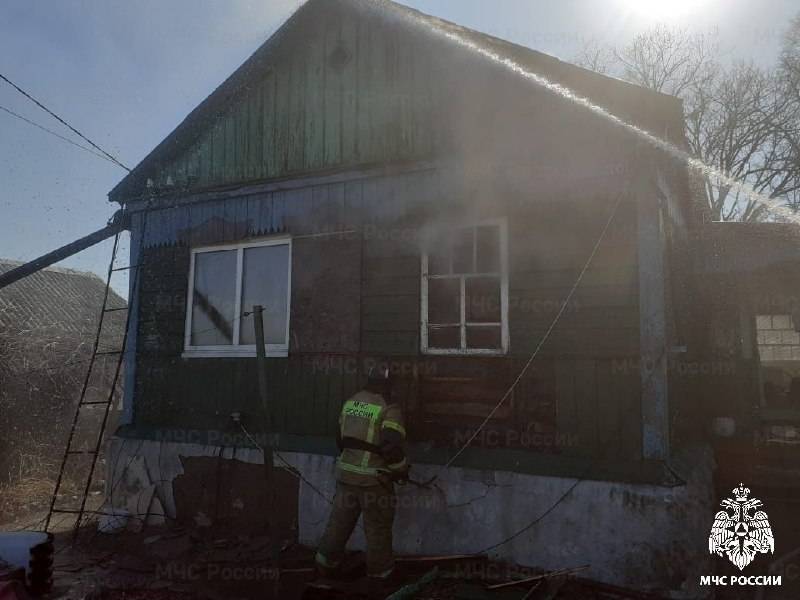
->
<box><xmin>315</xmin><ymin>365</ymin><xmax>408</xmax><ymax>580</ymax></box>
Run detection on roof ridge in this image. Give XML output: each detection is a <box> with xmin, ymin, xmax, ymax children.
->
<box><xmin>0</xmin><ymin>257</ymin><xmax>104</xmax><ymax>281</ymax></box>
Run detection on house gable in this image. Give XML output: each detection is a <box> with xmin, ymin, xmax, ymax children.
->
<box><xmin>110</xmin><ymin>0</ymin><xmax>442</xmax><ymax>202</ymax></box>
<box><xmin>109</xmin><ymin>0</ymin><xmax>685</xmax><ymax>204</ymax></box>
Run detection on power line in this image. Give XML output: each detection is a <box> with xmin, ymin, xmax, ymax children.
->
<box><xmin>0</xmin><ymin>72</ymin><xmax>131</xmax><ymax>172</ymax></box>
<box><xmin>0</xmin><ymin>104</ymin><xmax>121</xmax><ymax>167</ymax></box>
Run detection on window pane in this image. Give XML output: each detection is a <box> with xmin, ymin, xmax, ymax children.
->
<box><xmin>466</xmin><ymin>326</ymin><xmax>501</xmax><ymax>349</ymax></box>
<box><xmin>452</xmin><ymin>227</ymin><xmax>474</xmax><ymax>274</ymax></box>
<box><xmin>191</xmin><ymin>250</ymin><xmax>237</xmax><ymax>346</ymax></box>
<box><xmin>239</xmin><ymin>244</ymin><xmax>290</xmax><ymax>345</ymax></box>
<box><xmin>428</xmin><ymin>278</ymin><xmax>460</xmax><ymax>324</ymax></box>
<box><xmin>466</xmin><ymin>277</ymin><xmax>501</xmax><ymax>323</ymax></box>
<box><xmin>476</xmin><ymin>225</ymin><xmax>500</xmax><ymax>273</ymax></box>
<box><xmin>428</xmin><ymin>325</ymin><xmax>460</xmax><ymax>349</ymax></box>
<box><xmin>427</xmin><ymin>233</ymin><xmax>452</xmax><ymax>276</ymax></box>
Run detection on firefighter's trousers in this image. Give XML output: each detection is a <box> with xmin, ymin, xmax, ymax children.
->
<box><xmin>316</xmin><ymin>481</ymin><xmax>395</xmax><ymax>577</ymax></box>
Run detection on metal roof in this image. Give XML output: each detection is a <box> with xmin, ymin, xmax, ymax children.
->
<box><xmin>0</xmin><ymin>259</ymin><xmax>126</xmax><ymax>338</ymax></box>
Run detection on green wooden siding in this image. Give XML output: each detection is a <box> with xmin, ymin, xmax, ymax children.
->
<box><xmin>151</xmin><ymin>2</ymin><xmax>439</xmax><ymax>193</ymax></box>
<box><xmin>131</xmin><ymin>168</ymin><xmax>645</xmax><ymax>462</ymax></box>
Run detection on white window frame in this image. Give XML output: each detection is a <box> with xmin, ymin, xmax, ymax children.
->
<box><xmin>421</xmin><ymin>218</ymin><xmax>509</xmax><ymax>355</ymax></box>
<box><xmin>183</xmin><ymin>236</ymin><xmax>292</xmax><ymax>358</ymax></box>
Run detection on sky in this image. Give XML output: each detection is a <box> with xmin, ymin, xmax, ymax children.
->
<box><xmin>1</xmin><ymin>0</ymin><xmax>797</xmax><ymax>295</ymax></box>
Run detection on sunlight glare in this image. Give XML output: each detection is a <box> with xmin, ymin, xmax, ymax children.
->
<box><xmin>619</xmin><ymin>0</ymin><xmax>707</xmax><ymax>21</ymax></box>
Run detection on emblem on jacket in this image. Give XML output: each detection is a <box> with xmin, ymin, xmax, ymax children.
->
<box><xmin>708</xmin><ymin>484</ymin><xmax>774</xmax><ymax>570</ymax></box>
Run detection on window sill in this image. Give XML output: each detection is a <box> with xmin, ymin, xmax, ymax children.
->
<box><xmin>421</xmin><ymin>348</ymin><xmax>507</xmax><ymax>356</ymax></box>
<box><xmin>182</xmin><ymin>349</ymin><xmax>289</xmax><ymax>359</ymax></box>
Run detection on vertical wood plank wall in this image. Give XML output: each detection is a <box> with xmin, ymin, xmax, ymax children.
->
<box><xmin>148</xmin><ymin>1</ymin><xmax>439</xmax><ymax>195</ymax></box>
<box><xmin>132</xmin><ymin>167</ymin><xmax>643</xmax><ymax>461</ymax></box>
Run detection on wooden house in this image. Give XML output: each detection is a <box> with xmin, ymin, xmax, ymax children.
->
<box><xmin>106</xmin><ymin>0</ymin><xmax>715</xmax><ymax>591</ymax></box>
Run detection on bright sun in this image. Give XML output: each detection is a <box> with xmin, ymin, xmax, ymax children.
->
<box><xmin>620</xmin><ymin>0</ymin><xmax>705</xmax><ymax>20</ymax></box>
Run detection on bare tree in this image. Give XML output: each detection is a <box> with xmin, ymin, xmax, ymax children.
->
<box><xmin>573</xmin><ymin>39</ymin><xmax>614</xmax><ymax>75</ymax></box>
<box><xmin>613</xmin><ymin>25</ymin><xmax>718</xmax><ymax>97</ymax></box>
<box><xmin>685</xmin><ymin>64</ymin><xmax>800</xmax><ymax>220</ymax></box>
<box><xmin>774</xmin><ymin>14</ymin><xmax>800</xmax><ymax>211</ymax></box>
<box><xmin>781</xmin><ymin>14</ymin><xmax>800</xmax><ymax>99</ymax></box>
<box><xmin>574</xmin><ymin>23</ymin><xmax>800</xmax><ymax>222</ymax></box>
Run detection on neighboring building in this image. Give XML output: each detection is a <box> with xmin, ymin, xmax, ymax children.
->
<box><xmin>106</xmin><ymin>0</ymin><xmax>713</xmax><ymax>592</ymax></box>
<box><xmin>701</xmin><ymin>223</ymin><xmax>800</xmax><ymax>468</ymax></box>
<box><xmin>0</xmin><ymin>259</ymin><xmax>125</xmax><ymax>483</ymax></box>
<box><xmin>699</xmin><ymin>222</ymin><xmax>800</xmax><ymax>581</ymax></box>
<box><xmin>0</xmin><ymin>259</ymin><xmax>124</xmax><ymax>338</ymax></box>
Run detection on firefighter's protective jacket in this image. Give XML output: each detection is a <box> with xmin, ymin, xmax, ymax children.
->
<box><xmin>335</xmin><ymin>390</ymin><xmax>407</xmax><ymax>486</ymax></box>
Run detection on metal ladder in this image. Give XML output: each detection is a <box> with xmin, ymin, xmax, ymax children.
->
<box><xmin>43</xmin><ymin>228</ymin><xmax>138</xmax><ymax>538</ymax></box>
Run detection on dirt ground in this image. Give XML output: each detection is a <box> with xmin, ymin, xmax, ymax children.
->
<box><xmin>1</xmin><ymin>477</ymin><xmax>633</xmax><ymax>599</ymax></box>
<box><xmin>16</xmin><ymin>520</ymin><xmax>657</xmax><ymax>600</ymax></box>
<box><xmin>47</xmin><ymin>524</ymin><xmax>316</xmax><ymax>600</ymax></box>
<box><xmin>4</xmin><ymin>482</ymin><xmax>795</xmax><ymax>600</ymax></box>
<box><xmin>4</xmin><ymin>498</ymin><xmax>799</xmax><ymax>599</ymax></box>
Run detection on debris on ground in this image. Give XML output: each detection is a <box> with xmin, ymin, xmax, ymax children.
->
<box><xmin>32</xmin><ymin>520</ymin><xmax>675</xmax><ymax>600</ymax></box>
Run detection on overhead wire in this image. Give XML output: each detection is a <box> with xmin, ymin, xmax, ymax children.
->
<box><xmin>0</xmin><ymin>104</ymin><xmax>122</xmax><ymax>167</ymax></box>
<box><xmin>0</xmin><ymin>72</ymin><xmax>131</xmax><ymax>171</ymax></box>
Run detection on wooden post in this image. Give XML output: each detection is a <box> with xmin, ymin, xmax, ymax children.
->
<box><xmin>636</xmin><ymin>173</ymin><xmax>670</xmax><ymax>460</ymax></box>
<box><xmin>253</xmin><ymin>305</ymin><xmax>281</xmax><ymax>581</ymax></box>
<box><xmin>254</xmin><ymin>305</ymin><xmax>271</xmax><ymax>431</ymax></box>
<box><xmin>0</xmin><ymin>210</ymin><xmax>129</xmax><ymax>291</ymax></box>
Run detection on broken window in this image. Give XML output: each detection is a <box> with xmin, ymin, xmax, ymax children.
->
<box><xmin>185</xmin><ymin>237</ymin><xmax>291</xmax><ymax>357</ymax></box>
<box><xmin>421</xmin><ymin>220</ymin><xmax>508</xmax><ymax>354</ymax></box>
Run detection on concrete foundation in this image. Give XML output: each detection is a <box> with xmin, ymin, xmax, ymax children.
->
<box><xmin>107</xmin><ymin>436</ymin><xmax>715</xmax><ymax>596</ymax></box>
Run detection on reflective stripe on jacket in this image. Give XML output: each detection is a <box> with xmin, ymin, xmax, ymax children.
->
<box><xmin>336</xmin><ymin>390</ymin><xmax>406</xmax><ymax>486</ymax></box>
